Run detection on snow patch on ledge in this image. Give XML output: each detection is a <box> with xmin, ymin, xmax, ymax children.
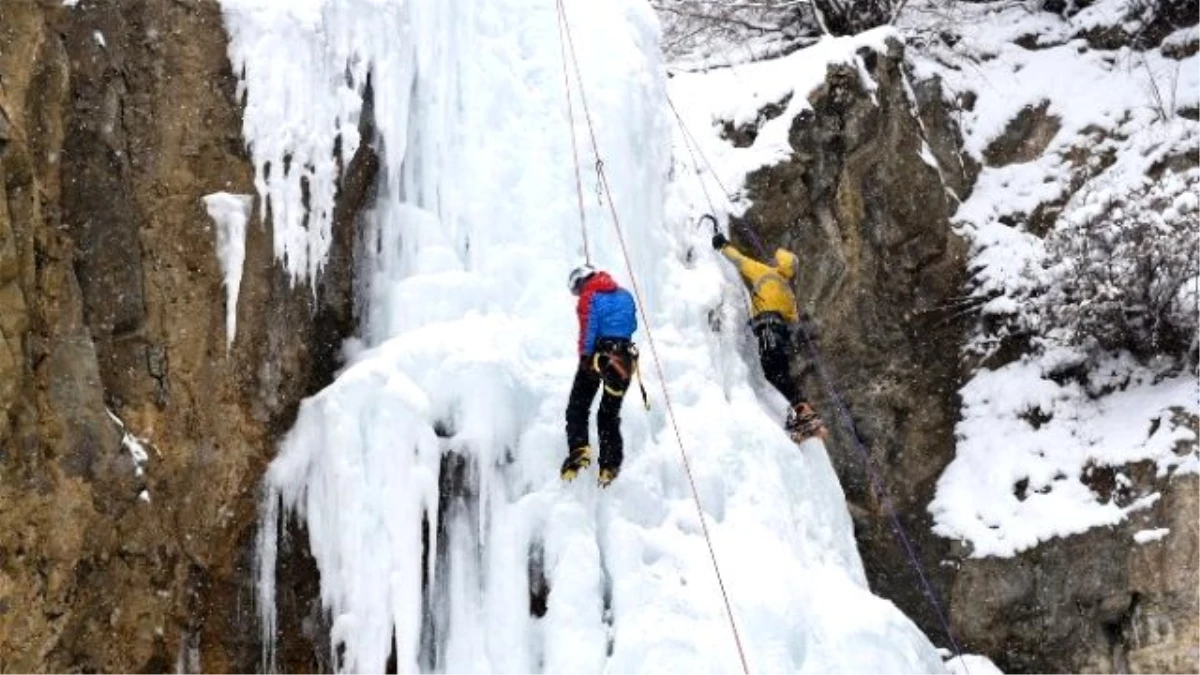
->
<box><xmin>202</xmin><ymin>192</ymin><xmax>253</xmax><ymax>349</ymax></box>
<box><xmin>1133</xmin><ymin>528</ymin><xmax>1170</xmax><ymax>544</ymax></box>
<box><xmin>106</xmin><ymin>408</ymin><xmax>155</xmax><ymax>503</ymax></box>
<box><xmin>667</xmin><ymin>27</ymin><xmax>900</xmax><ymax>222</ymax></box>
<box><xmin>106</xmin><ymin>408</ymin><xmax>151</xmax><ymax>477</ymax></box>
<box><xmin>930</xmin><ymin>350</ymin><xmax>1197</xmax><ymax>558</ymax></box>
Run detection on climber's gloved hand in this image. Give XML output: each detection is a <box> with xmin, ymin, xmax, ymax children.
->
<box><xmin>711</xmin><ymin>232</ymin><xmax>729</xmax><ymax>250</ymax></box>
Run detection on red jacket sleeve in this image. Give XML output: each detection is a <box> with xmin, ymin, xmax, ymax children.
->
<box><xmin>576</xmin><ymin>292</ymin><xmax>592</xmax><ymax>355</ymax></box>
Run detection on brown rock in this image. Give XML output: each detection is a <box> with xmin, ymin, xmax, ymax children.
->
<box><xmin>912</xmin><ymin>74</ymin><xmax>979</xmax><ymax>202</ymax></box>
<box><xmin>982</xmin><ymin>100</ymin><xmax>1061</xmax><ymax>167</ymax></box>
<box><xmin>0</xmin><ymin>0</ymin><xmax>367</xmax><ymax>671</ymax></box>
<box><xmin>1126</xmin><ymin>473</ymin><xmax>1199</xmax><ymax>673</ymax></box>
<box><xmin>725</xmin><ymin>39</ymin><xmax>971</xmax><ymax>650</ymax></box>
<box><xmin>728</xmin><ymin>35</ymin><xmax>1198</xmax><ymax>673</ymax></box>
<box><xmin>950</xmin><ymin>470</ymin><xmax>1198</xmax><ymax>673</ymax></box>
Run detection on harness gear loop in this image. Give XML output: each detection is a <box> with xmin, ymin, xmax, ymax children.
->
<box><xmin>592</xmin><ymin>342</ymin><xmax>641</xmax><ymax>403</ymax></box>
<box><xmin>591</xmin><ymin>352</ymin><xmax>626</xmax><ymax>397</ymax></box>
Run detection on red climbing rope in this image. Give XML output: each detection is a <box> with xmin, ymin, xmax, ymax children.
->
<box><xmin>555</xmin><ymin>0</ymin><xmax>591</xmax><ymax>264</ymax></box>
<box><xmin>554</xmin><ymin>1</ymin><xmax>751</xmax><ymax>672</ymax></box>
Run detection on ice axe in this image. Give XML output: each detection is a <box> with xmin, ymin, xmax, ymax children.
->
<box><xmin>698</xmin><ymin>213</ymin><xmax>719</xmax><ymax>235</ymax></box>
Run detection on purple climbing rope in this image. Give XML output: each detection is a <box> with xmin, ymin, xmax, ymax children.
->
<box><xmin>667</xmin><ymin>91</ymin><xmax>968</xmax><ymax>665</ymax></box>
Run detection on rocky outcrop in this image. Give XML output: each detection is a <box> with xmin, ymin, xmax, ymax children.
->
<box><xmin>720</xmin><ymin>24</ymin><xmax>1200</xmax><ymax>672</ymax></box>
<box><xmin>0</xmin><ymin>1</ymin><xmax>363</xmax><ymax>671</ymax></box>
<box><xmin>912</xmin><ymin>74</ymin><xmax>979</xmax><ymax>203</ymax></box>
<box><xmin>947</xmin><ymin>144</ymin><xmax>1199</xmax><ymax>675</ymax></box>
<box><xmin>1123</xmin><ymin>470</ymin><xmax>1199</xmax><ymax>674</ymax></box>
<box><xmin>728</xmin><ymin>32</ymin><xmax>1198</xmax><ymax>675</ymax></box>
<box><xmin>724</xmin><ymin>38</ymin><xmax>972</xmax><ymax>650</ymax></box>
<box><xmin>953</xmin><ymin>470</ymin><xmax>1199</xmax><ymax>673</ymax></box>
<box><xmin>982</xmin><ymin>100</ymin><xmax>1061</xmax><ymax>168</ymax></box>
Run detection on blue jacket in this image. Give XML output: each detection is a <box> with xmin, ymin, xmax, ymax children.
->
<box><xmin>576</xmin><ymin>272</ymin><xmax>637</xmax><ymax>354</ymax></box>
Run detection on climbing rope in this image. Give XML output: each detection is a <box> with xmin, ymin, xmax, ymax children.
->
<box><xmin>666</xmin><ymin>96</ymin><xmax>719</xmax><ymax>216</ymax></box>
<box><xmin>554</xmin><ymin>1</ymin><xmax>751</xmax><ymax>672</ymax></box>
<box><xmin>665</xmin><ymin>85</ymin><xmax>967</xmax><ymax>664</ymax></box>
<box><xmin>555</xmin><ymin>0</ymin><xmax>590</xmax><ymax>264</ymax></box>
<box><xmin>666</xmin><ymin>93</ymin><xmax>773</xmax><ymax>257</ymax></box>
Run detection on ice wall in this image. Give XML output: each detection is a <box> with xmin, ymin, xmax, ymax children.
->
<box><xmin>223</xmin><ymin>0</ymin><xmax>947</xmax><ymax>672</ymax></box>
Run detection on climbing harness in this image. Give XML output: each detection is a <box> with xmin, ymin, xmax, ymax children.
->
<box><xmin>666</xmin><ymin>85</ymin><xmax>967</xmax><ymax>664</ymax></box>
<box><xmin>593</xmin><ymin>344</ymin><xmax>649</xmax><ymax>410</ymax></box>
<box><xmin>554</xmin><ymin>1</ymin><xmax>750</xmax><ymax>672</ymax></box>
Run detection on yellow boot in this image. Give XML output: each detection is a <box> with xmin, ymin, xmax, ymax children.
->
<box><xmin>598</xmin><ymin>466</ymin><xmax>620</xmax><ymax>488</ymax></box>
<box><xmin>787</xmin><ymin>402</ymin><xmax>828</xmax><ymax>443</ymax></box>
<box><xmin>560</xmin><ymin>446</ymin><xmax>592</xmax><ymax>481</ymax></box>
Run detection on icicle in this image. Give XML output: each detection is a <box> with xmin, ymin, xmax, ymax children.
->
<box><xmin>255</xmin><ymin>489</ymin><xmax>280</xmax><ymax>674</ymax></box>
<box><xmin>201</xmin><ymin>192</ymin><xmax>252</xmax><ymax>348</ymax></box>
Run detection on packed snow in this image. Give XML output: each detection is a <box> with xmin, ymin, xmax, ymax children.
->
<box><xmin>202</xmin><ymin>192</ymin><xmax>253</xmax><ymax>348</ymax></box>
<box><xmin>1133</xmin><ymin>527</ymin><xmax>1171</xmax><ymax>544</ymax></box>
<box><xmin>1162</xmin><ymin>25</ymin><xmax>1200</xmax><ymax>54</ymax></box>
<box><xmin>666</xmin><ymin>27</ymin><xmax>899</xmax><ymax>226</ymax></box>
<box><xmin>901</xmin><ymin>0</ymin><xmax>1199</xmax><ymax>558</ymax></box>
<box><xmin>946</xmin><ymin>652</ymin><xmax>1005</xmax><ymax>675</ymax></box>
<box><xmin>225</xmin><ymin>0</ymin><xmax>951</xmax><ymax>673</ymax></box>
<box><xmin>929</xmin><ymin>349</ymin><xmax>1196</xmax><ymax>557</ymax></box>
<box><xmin>106</xmin><ymin>407</ymin><xmax>154</xmax><ymax>504</ymax></box>
<box><xmin>106</xmin><ymin>407</ymin><xmax>150</xmax><ymax>479</ymax></box>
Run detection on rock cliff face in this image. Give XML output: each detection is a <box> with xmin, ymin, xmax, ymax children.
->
<box><xmin>3</xmin><ymin>2</ymin><xmax>1195</xmax><ymax>673</ymax></box>
<box><xmin>937</xmin><ymin>85</ymin><xmax>1198</xmax><ymax>674</ymax></box>
<box><xmin>725</xmin><ymin>34</ymin><xmax>1197</xmax><ymax>674</ymax></box>
<box><xmin>0</xmin><ymin>1</ymin><xmax>359</xmax><ymax>671</ymax></box>
<box><xmin>952</xmin><ymin>472</ymin><xmax>1199</xmax><ymax>673</ymax></box>
<box><xmin>723</xmin><ymin>37</ymin><xmax>972</xmax><ymax>652</ymax></box>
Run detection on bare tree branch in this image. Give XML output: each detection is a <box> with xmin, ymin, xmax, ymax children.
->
<box><xmin>653</xmin><ymin>0</ymin><xmax>914</xmax><ymax>64</ymax></box>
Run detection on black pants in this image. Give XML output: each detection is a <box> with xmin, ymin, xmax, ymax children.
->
<box><xmin>565</xmin><ymin>339</ymin><xmax>634</xmax><ymax>470</ymax></box>
<box><xmin>753</xmin><ymin>315</ymin><xmax>803</xmax><ymax>406</ymax></box>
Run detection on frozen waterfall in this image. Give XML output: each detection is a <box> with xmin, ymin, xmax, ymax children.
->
<box><xmin>220</xmin><ymin>0</ymin><xmax>948</xmax><ymax>672</ymax></box>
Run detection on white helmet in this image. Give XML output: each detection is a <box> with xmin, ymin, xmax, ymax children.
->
<box><xmin>568</xmin><ymin>264</ymin><xmax>597</xmax><ymax>295</ymax></box>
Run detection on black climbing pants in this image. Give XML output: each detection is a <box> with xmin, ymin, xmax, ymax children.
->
<box><xmin>752</xmin><ymin>313</ymin><xmax>804</xmax><ymax>406</ymax></box>
<box><xmin>565</xmin><ymin>338</ymin><xmax>634</xmax><ymax>470</ymax></box>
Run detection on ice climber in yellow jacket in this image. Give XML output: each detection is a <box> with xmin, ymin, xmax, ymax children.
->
<box><xmin>713</xmin><ymin>229</ymin><xmax>827</xmax><ymax>442</ymax></box>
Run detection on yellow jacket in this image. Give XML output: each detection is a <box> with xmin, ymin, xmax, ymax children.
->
<box><xmin>719</xmin><ymin>244</ymin><xmax>800</xmax><ymax>323</ymax></box>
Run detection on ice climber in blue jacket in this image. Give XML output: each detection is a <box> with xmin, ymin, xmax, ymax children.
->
<box><xmin>561</xmin><ymin>264</ymin><xmax>639</xmax><ymax>487</ymax></box>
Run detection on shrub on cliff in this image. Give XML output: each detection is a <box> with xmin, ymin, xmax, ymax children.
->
<box><xmin>1039</xmin><ymin>169</ymin><xmax>1199</xmax><ymax>362</ymax></box>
